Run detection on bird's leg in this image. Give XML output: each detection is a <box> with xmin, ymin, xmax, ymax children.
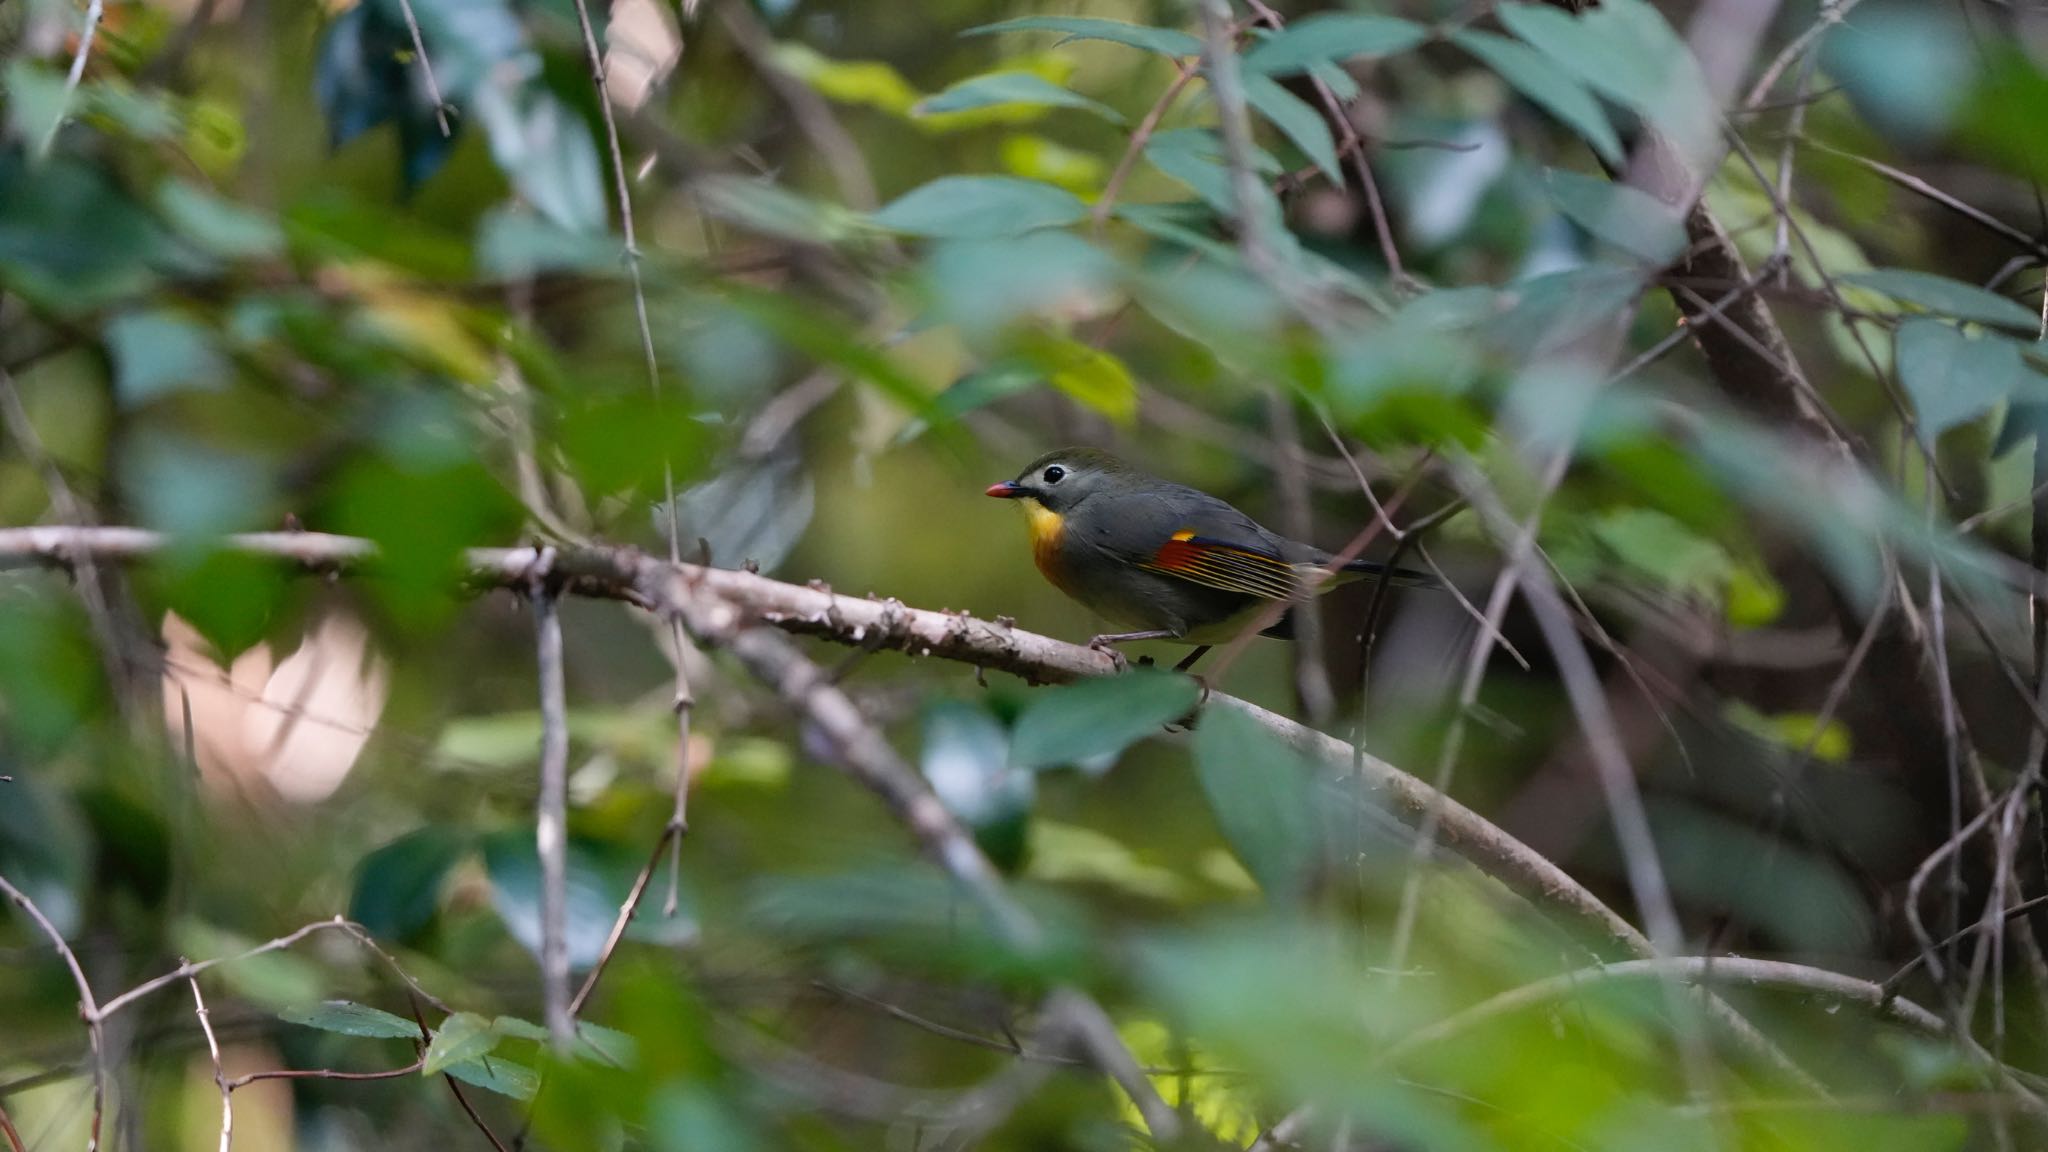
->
<box><xmin>1087</xmin><ymin>630</ymin><xmax>1177</xmax><ymax>672</ymax></box>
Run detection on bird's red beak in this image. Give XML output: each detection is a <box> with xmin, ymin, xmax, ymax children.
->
<box><xmin>985</xmin><ymin>481</ymin><xmax>1026</xmax><ymax>498</ymax></box>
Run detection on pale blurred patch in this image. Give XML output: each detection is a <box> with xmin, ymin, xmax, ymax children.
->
<box><xmin>605</xmin><ymin>0</ymin><xmax>681</xmax><ymax>112</ymax></box>
<box><xmin>161</xmin><ymin>611</ymin><xmax>390</xmax><ymax>804</ymax></box>
<box><xmin>181</xmin><ymin>1042</ymin><xmax>294</xmax><ymax>1152</ymax></box>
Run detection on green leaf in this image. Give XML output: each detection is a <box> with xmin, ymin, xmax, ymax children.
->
<box><xmin>696</xmin><ymin>175</ymin><xmax>863</xmax><ymax>245</ymax></box>
<box><xmin>1895</xmin><ymin>319</ymin><xmax>2040</xmax><ymax>442</ymax></box>
<box><xmin>870</xmin><ymin>176</ymin><xmax>1087</xmax><ymax>239</ymax></box>
<box><xmin>350</xmin><ymin>827</ymin><xmax>469</xmax><ymax>942</ymax></box>
<box><xmin>1017</xmin><ymin>334</ymin><xmax>1137</xmax><ymax>424</ymax></box>
<box><xmin>1499</xmin><ymin>0</ymin><xmax>1715</xmax><ymax>163</ymax></box>
<box><xmin>965</xmin><ymin>17</ymin><xmax>1202</xmax><ymax>59</ymax></box>
<box><xmin>1724</xmin><ymin>703</ymin><xmax>1851</xmax><ymax>763</ymax></box>
<box><xmin>1242</xmin><ymin>74</ymin><xmax>1342</xmax><ymax>183</ymax></box>
<box><xmin>771</xmin><ymin>43</ymin><xmax>922</xmax><ymax>115</ymax></box>
<box><xmin>923</xmin><ymin>230</ymin><xmax>1119</xmax><ymax>336</ymax></box>
<box><xmin>279</xmin><ymin>1000</ymin><xmax>421</xmax><ymax>1040</ymax></box>
<box><xmin>574</xmin><ymin>1022</ymin><xmax>639</xmax><ymax>1066</ymax></box>
<box><xmin>156</xmin><ymin>181</ymin><xmax>284</xmax><ymax>261</ymax></box>
<box><xmin>1454</xmin><ymin>30</ymin><xmax>1621</xmax><ymax>164</ymax></box>
<box><xmin>423</xmin><ymin>1012</ymin><xmax>499</xmax><ymax>1076</ymax></box>
<box><xmin>445</xmin><ymin>1056</ymin><xmax>539</xmax><ymax>1100</ymax></box>
<box><xmin>1009</xmin><ymin>670</ymin><xmax>1200</xmax><ymax>772</ymax></box>
<box><xmin>490</xmin><ymin>1015</ymin><xmax>550</xmax><ymax>1042</ymax></box>
<box><xmin>105</xmin><ymin>310</ymin><xmax>228</xmax><ymax>406</ymax></box>
<box><xmin>1241</xmin><ymin>13</ymin><xmax>1427</xmax><ymax>76</ymax></box>
<box><xmin>481</xmin><ymin>830</ymin><xmax>631</xmax><ymax>970</ymax></box>
<box><xmin>1588</xmin><ymin>508</ymin><xmax>1734</xmax><ymax>603</ymax></box>
<box><xmin>915</xmin><ymin>72</ymin><xmax>1123</xmax><ymax>124</ymax></box>
<box><xmin>1840</xmin><ymin>269</ymin><xmax>2038</xmax><ymax>331</ymax></box>
<box><xmin>1191</xmin><ymin>707</ymin><xmax>1321</xmax><ymax>898</ymax></box>
<box><xmin>471</xmin><ymin>85</ymin><xmax>607</xmax><ymax>234</ymax></box>
<box><xmin>1027</xmin><ymin>820</ymin><xmax>1189</xmax><ymax>903</ymax></box>
<box><xmin>922</xmin><ymin>700</ymin><xmax>1032</xmax><ymax>871</ymax></box>
<box><xmin>1544</xmin><ymin>168</ymin><xmax>1684</xmax><ymax>263</ymax></box>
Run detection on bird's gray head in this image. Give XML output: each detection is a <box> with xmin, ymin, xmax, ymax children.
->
<box><xmin>984</xmin><ymin>447</ymin><xmax>1130</xmax><ymax>514</ymax></box>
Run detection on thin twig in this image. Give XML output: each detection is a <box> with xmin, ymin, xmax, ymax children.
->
<box><xmin>393</xmin><ymin>0</ymin><xmax>451</xmax><ymax>135</ymax></box>
<box><xmin>186</xmin><ymin>969</ymin><xmax>231</xmax><ymax>1152</ymax></box>
<box><xmin>0</xmin><ymin>869</ymin><xmax>105</xmax><ymax>1151</ymax></box>
<box><xmin>42</xmin><ymin>0</ymin><xmax>104</xmax><ymax>154</ymax></box>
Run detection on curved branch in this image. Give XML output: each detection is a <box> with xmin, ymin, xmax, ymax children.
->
<box><xmin>0</xmin><ymin>525</ymin><xmax>1649</xmax><ymax>959</ymax></box>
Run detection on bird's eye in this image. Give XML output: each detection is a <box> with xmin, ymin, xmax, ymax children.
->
<box><xmin>1042</xmin><ymin>465</ymin><xmax>1066</xmax><ymax>484</ymax></box>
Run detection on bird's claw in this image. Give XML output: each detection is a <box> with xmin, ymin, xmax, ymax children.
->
<box><xmin>1086</xmin><ymin>635</ymin><xmax>1130</xmax><ymax>672</ymax></box>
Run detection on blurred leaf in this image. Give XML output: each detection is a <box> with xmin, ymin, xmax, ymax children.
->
<box><xmin>1895</xmin><ymin>320</ymin><xmax>2045</xmax><ymax>442</ymax></box>
<box><xmin>696</xmin><ymin>175</ymin><xmax>862</xmax><ymax>245</ymax></box>
<box><xmin>914</xmin><ymin>71</ymin><xmax>1123</xmax><ymax>124</ymax></box>
<box><xmin>445</xmin><ymin>1056</ymin><xmax>539</xmax><ymax>1099</ymax></box>
<box><xmin>351</xmin><ymin>827</ymin><xmax>470</xmax><ymax>941</ymax></box>
<box><xmin>0</xmin><ymin>776</ymin><xmax>90</xmax><ymax>935</ymax></box>
<box><xmin>1028</xmin><ymin>821</ymin><xmax>1188</xmax><ymax>903</ymax></box>
<box><xmin>1492</xmin><ymin>265</ymin><xmax>1642</xmax><ymax>359</ymax></box>
<box><xmin>1725</xmin><ymin>564</ymin><xmax>1787</xmax><ymax>629</ymax></box>
<box><xmin>1009</xmin><ymin>670</ymin><xmax>1199</xmax><ymax>772</ymax></box>
<box><xmin>772</xmin><ymin>43</ymin><xmax>921</xmax><ymax>115</ymax></box>
<box><xmin>1000</xmin><ymin>133</ymin><xmax>1106</xmax><ymax>193</ymax></box>
<box><xmin>125</xmin><ymin>437</ymin><xmax>271</xmax><ymax>538</ymax></box>
<box><xmin>1724</xmin><ymin>703</ymin><xmax>1851</xmax><ymax>764</ymax></box>
<box><xmin>156</xmin><ymin>181</ymin><xmax>283</xmax><ymax>261</ymax></box>
<box><xmin>144</xmin><ymin>549</ymin><xmax>290</xmax><ymax>660</ymax></box>
<box><xmin>1544</xmin><ymin>169</ymin><xmax>1684</xmax><ymax>264</ymax></box>
<box><xmin>1453</xmin><ymin>30</ymin><xmax>1622</xmax><ymax>165</ymax></box>
<box><xmin>922</xmin><ymin>700</ymin><xmax>1032</xmax><ymax>870</ymax></box>
<box><xmin>280</xmin><ymin>1001</ymin><xmax>422</xmax><ymax>1040</ymax></box>
<box><xmin>1589</xmin><ymin>508</ymin><xmax>1734</xmax><ymax>604</ymax></box>
<box><xmin>1820</xmin><ymin>2</ymin><xmax>1971</xmax><ymax>146</ymax></box>
<box><xmin>314</xmin><ymin>3</ymin><xmax>458</xmax><ymax>188</ymax></box>
<box><xmin>105</xmin><ymin>309</ymin><xmax>228</xmax><ymax>406</ymax></box>
<box><xmin>870</xmin><ymin>176</ymin><xmax>1088</xmax><ymax>239</ymax></box>
<box><xmin>482</xmin><ymin>830</ymin><xmax>632</xmax><ymax>970</ymax></box>
<box><xmin>1018</xmin><ymin>334</ymin><xmax>1137</xmax><ymax>424</ymax></box>
<box><xmin>1958</xmin><ymin>46</ymin><xmax>2048</xmax><ymax>184</ymax></box>
<box><xmin>471</xmin><ymin>84</ymin><xmax>606</xmax><ymax>234</ymax></box>
<box><xmin>423</xmin><ymin>1012</ymin><xmax>499</xmax><ymax>1076</ymax></box>
<box><xmin>660</xmin><ymin>453</ymin><xmax>814</xmax><ymax>574</ymax></box>
<box><xmin>0</xmin><ymin>154</ymin><xmax>176</xmax><ymax>311</ymax></box>
<box><xmin>1145</xmin><ymin>127</ymin><xmax>1286</xmax><ymax>222</ymax></box>
<box><xmin>895</xmin><ymin>368</ymin><xmax>1038</xmax><ymax>445</ymax></box>
<box><xmin>173</xmin><ymin>921</ymin><xmax>326</xmax><ymax>1010</ymax></box>
<box><xmin>1242</xmin><ymin>13</ymin><xmax>1427</xmax><ymax>76</ymax></box>
<box><xmin>1498</xmin><ymin>0</ymin><xmax>1716</xmax><ymax>164</ymax></box>
<box><xmin>557</xmin><ymin>392</ymin><xmax>713</xmax><ymax>505</ymax></box>
<box><xmin>4</xmin><ymin>61</ymin><xmax>69</xmax><ymax>152</ymax></box>
<box><xmin>925</xmin><ymin>230</ymin><xmax>1119</xmax><ymax>337</ymax></box>
<box><xmin>1840</xmin><ymin>269</ymin><xmax>2038</xmax><ymax>332</ymax></box>
<box><xmin>1191</xmin><ymin>707</ymin><xmax>1321</xmax><ymax>899</ymax></box>
<box><xmin>477</xmin><ymin>207</ymin><xmax>621</xmax><ymax>278</ymax></box>
<box><xmin>965</xmin><ymin>16</ymin><xmax>1202</xmax><ymax>59</ymax></box>
<box><xmin>1243</xmin><ymin>73</ymin><xmax>1341</xmax><ymax>183</ymax></box>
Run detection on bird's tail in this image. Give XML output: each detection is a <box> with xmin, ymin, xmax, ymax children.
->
<box><xmin>1340</xmin><ymin>557</ymin><xmax>1438</xmax><ymax>588</ymax></box>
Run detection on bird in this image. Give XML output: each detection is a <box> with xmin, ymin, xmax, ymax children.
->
<box><xmin>985</xmin><ymin>448</ymin><xmax>1433</xmax><ymax>671</ymax></box>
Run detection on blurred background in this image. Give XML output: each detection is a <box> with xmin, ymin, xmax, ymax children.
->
<box><xmin>6</xmin><ymin>0</ymin><xmax>2048</xmax><ymax>1147</ymax></box>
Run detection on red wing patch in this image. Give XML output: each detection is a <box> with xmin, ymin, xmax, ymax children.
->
<box><xmin>1142</xmin><ymin>531</ymin><xmax>1304</xmax><ymax>601</ymax></box>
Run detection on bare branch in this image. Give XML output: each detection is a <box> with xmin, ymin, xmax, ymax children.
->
<box><xmin>531</xmin><ymin>573</ymin><xmax>573</xmax><ymax>1052</ymax></box>
<box><xmin>0</xmin><ymin>868</ymin><xmax>106</xmax><ymax>1151</ymax></box>
<box><xmin>186</xmin><ymin>970</ymin><xmax>231</xmax><ymax>1152</ymax></box>
<box><xmin>0</xmin><ymin>525</ymin><xmax>1655</xmax><ymax>959</ymax></box>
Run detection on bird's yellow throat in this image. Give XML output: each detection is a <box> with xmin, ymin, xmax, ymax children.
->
<box><xmin>1021</xmin><ymin>498</ymin><xmax>1064</xmax><ymax>550</ymax></box>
